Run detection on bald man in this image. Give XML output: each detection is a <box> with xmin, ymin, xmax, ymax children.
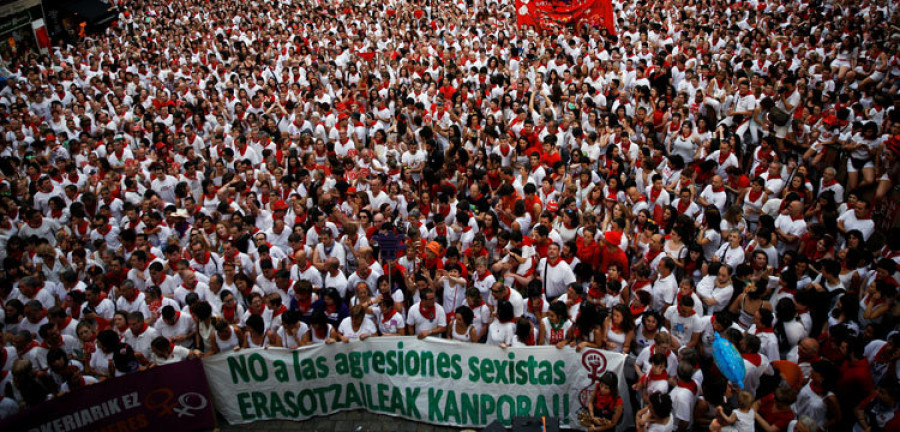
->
<box><xmin>774</xmin><ymin>200</ymin><xmax>808</xmax><ymax>254</ymax></box>
<box><xmin>787</xmin><ymin>337</ymin><xmax>820</xmax><ymax>381</ymax></box>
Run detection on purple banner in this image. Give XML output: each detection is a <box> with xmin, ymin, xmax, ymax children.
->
<box><xmin>0</xmin><ymin>359</ymin><xmax>215</xmax><ymax>432</ymax></box>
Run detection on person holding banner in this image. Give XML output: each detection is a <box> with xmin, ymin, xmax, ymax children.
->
<box><xmin>303</xmin><ymin>310</ymin><xmax>340</xmax><ymax>345</ymax></box>
<box><xmin>338</xmin><ymin>305</ymin><xmax>376</xmax><ymax>342</ymax></box>
<box><xmin>406</xmin><ymin>288</ymin><xmax>447</xmax><ymax>339</ymax></box>
<box><xmin>241</xmin><ymin>314</ymin><xmax>281</xmax><ymax>349</ymax></box>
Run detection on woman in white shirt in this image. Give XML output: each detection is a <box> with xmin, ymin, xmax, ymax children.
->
<box><xmin>539</xmin><ymin>301</ymin><xmax>572</xmax><ymax>346</ymax></box>
<box><xmin>448</xmin><ymin>306</ymin><xmax>478</xmax><ymax>342</ymax></box>
<box><xmin>375</xmin><ymin>297</ymin><xmax>406</xmax><ymax>336</ymax></box>
<box><xmin>773</xmin><ymin>297</ymin><xmax>807</xmax><ymax>360</ymax></box>
<box><xmin>486</xmin><ymin>300</ymin><xmax>517</xmax><ymax>347</ymax></box>
<box><xmin>338</xmin><ymin>305</ymin><xmax>377</xmax><ymax>342</ymax></box>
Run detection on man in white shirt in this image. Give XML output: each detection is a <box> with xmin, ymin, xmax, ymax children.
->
<box><xmin>154</xmin><ymin>305</ymin><xmax>196</xmax><ymax>348</ymax></box>
<box><xmin>774</xmin><ymin>200</ymin><xmax>808</xmax><ymax>254</ymax></box>
<box><xmin>149</xmin><ymin>335</ymin><xmax>199</xmax><ymax>366</ymax></box>
<box><xmin>149</xmin><ymin>164</ymin><xmax>178</xmax><ymax>204</ymax></box>
<box><xmin>651</xmin><ymin>257</ymin><xmax>678</xmax><ymax>313</ymax></box>
<box><xmin>837</xmin><ymin>198</ymin><xmax>875</xmax><ymax>241</ymax></box>
<box><xmin>663</xmin><ymin>296</ymin><xmax>703</xmax><ymax>350</ymax></box>
<box><xmin>536</xmin><ymin>243</ymin><xmax>577</xmax><ymax>300</ymax></box>
<box><xmin>406</xmin><ymin>288</ymin><xmax>447</xmax><ymax>338</ymax></box>
<box><xmin>487</xmin><ymin>281</ymin><xmax>525</xmax><ymax>318</ymax></box>
<box><xmin>697</xmin><ymin>175</ymin><xmax>728</xmax><ymax>213</ymax></box>
<box><xmin>401</xmin><ymin>141</ymin><xmax>426</xmax><ymax>182</ymax></box>
<box><xmin>669</xmin><ymin>361</ymin><xmax>699</xmax><ymax>431</ymax></box>
<box><xmin>122</xmin><ymin>311</ymin><xmax>159</xmax><ymax>359</ymax></box>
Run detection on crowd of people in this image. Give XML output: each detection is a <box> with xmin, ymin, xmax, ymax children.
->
<box><xmin>0</xmin><ymin>0</ymin><xmax>899</xmax><ymax>430</ymax></box>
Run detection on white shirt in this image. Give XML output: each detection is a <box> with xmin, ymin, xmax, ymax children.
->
<box><xmin>486</xmin><ymin>288</ymin><xmax>525</xmax><ymax>318</ymax></box>
<box><xmin>699</xmin><ymin>185</ymin><xmax>728</xmax><ymax>212</ymax></box>
<box><xmin>338</xmin><ymin>317</ymin><xmax>377</xmax><ymax>340</ymax></box>
<box><xmin>774</xmin><ymin>214</ymin><xmax>807</xmax><ymax>253</ymax></box>
<box><xmin>122</xmin><ymin>326</ymin><xmax>160</xmax><ymax>358</ymax></box>
<box><xmin>651</xmin><ymin>273</ymin><xmax>678</xmax><ymax>312</ymax></box>
<box><xmin>536</xmin><ymin>258</ymin><xmax>577</xmax><ymax>299</ymax></box>
<box><xmin>153</xmin><ymin>312</ymin><xmax>196</xmax><ymax>348</ymax></box>
<box><xmin>150</xmin><ymin>345</ymin><xmax>192</xmax><ymax>366</ymax></box>
<box><xmin>663</xmin><ymin>308</ymin><xmax>703</xmax><ymax>348</ymax></box>
<box><xmin>837</xmin><ymin>209</ymin><xmax>875</xmax><ymax>241</ymax></box>
<box><xmin>406</xmin><ymin>302</ymin><xmax>447</xmax><ymax>335</ymax></box>
<box><xmin>486</xmin><ymin>320</ymin><xmax>517</xmax><ymax>346</ymax></box>
<box><xmin>670</xmin><ymin>385</ymin><xmax>697</xmax><ymax>428</ymax></box>
<box><xmin>714</xmin><ymin>243</ymin><xmax>746</xmax><ymax>269</ymax></box>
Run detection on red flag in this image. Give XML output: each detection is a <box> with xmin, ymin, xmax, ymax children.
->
<box><xmin>357</xmin><ymin>52</ymin><xmax>376</xmax><ymax>62</ymax></box>
<box><xmin>515</xmin><ymin>0</ymin><xmax>616</xmax><ymax>35</ymax></box>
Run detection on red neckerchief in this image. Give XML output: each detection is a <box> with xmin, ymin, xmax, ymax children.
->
<box><xmin>645</xmin><ymin>249</ymin><xmax>662</xmax><ymax>264</ymax></box>
<box><xmin>810</xmin><ymin>381</ymin><xmax>825</xmax><ymax>395</ymax></box>
<box><xmin>222</xmin><ymin>303</ymin><xmax>237</xmax><ymax>322</ymax></box>
<box><xmin>650</xmin><ymin>187</ymin><xmax>662</xmax><ymax>203</ymax></box>
<box><xmin>718</xmin><ymin>151</ymin><xmax>731</xmax><ymax>165</ymax></box>
<box><xmin>755</xmin><ymin>326</ymin><xmax>774</xmax><ymax>334</ymax></box>
<box><xmin>272</xmin><ymin>305</ymin><xmax>287</xmax><ymax>318</ymax></box>
<box><xmin>382</xmin><ymin>307</ymin><xmax>398</xmax><ymax>323</ymax></box>
<box><xmin>742</xmin><ymin>353</ymin><xmax>763</xmax><ymax>366</ymax></box>
<box><xmin>650</xmin><ymin>344</ymin><xmax>672</xmax><ymax>358</ymax></box>
<box><xmin>712</xmin><ymin>185</ymin><xmax>725</xmax><ymax>193</ymax></box>
<box><xmin>476</xmin><ymin>271</ymin><xmax>492</xmax><ymax>282</ymax></box>
<box><xmin>644</xmin><ymin>370</ymin><xmax>668</xmax><ymax>383</ymax></box>
<box><xmin>19</xmin><ymin>340</ymin><xmax>40</xmax><ymax>356</ymax></box>
<box><xmin>748</xmin><ymin>188</ymin><xmax>763</xmax><ymax>202</ymax></box>
<box><xmin>51</xmin><ymin>208</ymin><xmax>63</xmax><ymax>219</ymax></box>
<box><xmin>195</xmin><ymin>251</ymin><xmax>211</xmax><ymax>265</ymax></box>
<box><xmin>822</xmin><ymin>178</ymin><xmax>838</xmax><ymax>188</ymax></box>
<box><xmin>182</xmin><ymin>280</ymin><xmax>198</xmax><ymax>291</ymax></box>
<box><xmin>74</xmin><ymin>220</ymin><xmax>89</xmax><ymax>235</ymax></box>
<box><xmin>97</xmin><ymin>224</ymin><xmax>112</xmax><ymax>236</ymax></box>
<box><xmin>874</xmin><ymin>343</ymin><xmax>893</xmax><ymax>363</ymax></box>
<box><xmin>132</xmin><ymin>323</ymin><xmax>149</xmax><ymax>337</ymax></box>
<box><xmin>791</xmin><ymin>213</ymin><xmax>804</xmax><ymax>222</ymax></box>
<box><xmin>28</xmin><ymin>216</ymin><xmax>43</xmax><ymax>229</ymax></box>
<box><xmin>677</xmin><ymin>380</ymin><xmax>698</xmax><ymax>394</ymax></box>
<box><xmin>123</xmin><ymin>288</ymin><xmax>139</xmax><ymax>303</ymax></box>
<box><xmin>420</xmin><ymin>303</ymin><xmax>436</xmax><ymax>320</ymax></box>
<box><xmin>677</xmin><ymin>199</ymin><xmax>690</xmax><ymax>214</ymax></box>
<box><xmin>528</xmin><ymin>297</ymin><xmax>543</xmax><ymax>315</ymax></box>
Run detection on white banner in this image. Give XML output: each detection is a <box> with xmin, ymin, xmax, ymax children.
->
<box><xmin>202</xmin><ymin>337</ymin><xmax>629</xmax><ymax>430</ymax></box>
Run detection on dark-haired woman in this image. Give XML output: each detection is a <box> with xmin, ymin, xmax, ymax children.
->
<box><xmin>588</xmin><ymin>372</ymin><xmax>624</xmax><ymax>431</ymax></box>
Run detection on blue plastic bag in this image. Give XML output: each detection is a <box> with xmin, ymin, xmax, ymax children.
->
<box><xmin>712</xmin><ymin>332</ymin><xmax>745</xmax><ymax>389</ymax></box>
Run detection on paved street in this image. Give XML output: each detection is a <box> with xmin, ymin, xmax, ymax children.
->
<box><xmin>213</xmin><ymin>410</ymin><xmax>468</xmax><ymax>432</ymax></box>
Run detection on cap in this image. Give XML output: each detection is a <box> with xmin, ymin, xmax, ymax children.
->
<box><xmin>272</xmin><ymin>200</ymin><xmax>289</xmax><ymax>211</ymax></box>
<box><xmin>425</xmin><ymin>241</ymin><xmax>442</xmax><ymax>257</ymax></box>
<box><xmin>604</xmin><ymin>231</ymin><xmax>622</xmax><ymax>247</ymax></box>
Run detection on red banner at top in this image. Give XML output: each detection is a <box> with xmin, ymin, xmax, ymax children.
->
<box><xmin>516</xmin><ymin>0</ymin><xmax>616</xmax><ymax>35</ymax></box>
